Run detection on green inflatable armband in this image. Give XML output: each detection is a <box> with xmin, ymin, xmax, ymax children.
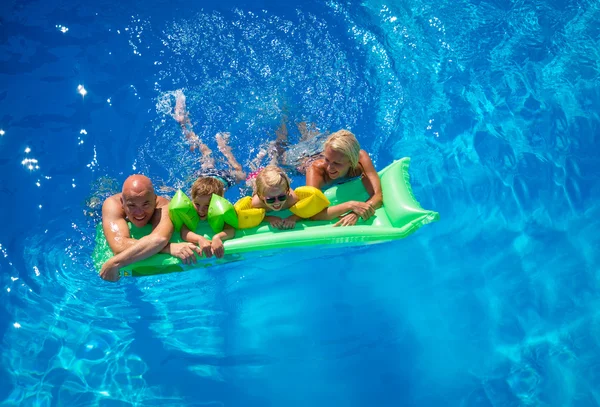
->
<box><xmin>208</xmin><ymin>194</ymin><xmax>239</xmax><ymax>233</ymax></box>
<box><xmin>168</xmin><ymin>189</ymin><xmax>200</xmax><ymax>232</ymax></box>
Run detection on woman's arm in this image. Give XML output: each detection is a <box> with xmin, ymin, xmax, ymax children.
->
<box><xmin>305</xmin><ymin>161</ymin><xmax>326</xmax><ymax>189</ymax></box>
<box><xmin>359</xmin><ymin>150</ymin><xmax>383</xmax><ymax>209</ymax></box>
<box><xmin>311</xmin><ymin>201</ymin><xmax>373</xmax><ymax>221</ymax></box>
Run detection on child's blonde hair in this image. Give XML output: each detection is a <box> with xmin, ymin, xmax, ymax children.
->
<box><xmin>191</xmin><ymin>177</ymin><xmax>224</xmax><ymax>200</ymax></box>
<box><xmin>255</xmin><ymin>165</ymin><xmax>291</xmax><ymax>197</ymax></box>
<box><xmin>324</xmin><ymin>129</ymin><xmax>361</xmax><ymax>168</ymax></box>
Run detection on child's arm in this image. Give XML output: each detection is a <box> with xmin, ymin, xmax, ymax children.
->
<box><xmin>251</xmin><ymin>194</ymin><xmax>265</xmax><ymax>209</ymax></box>
<box><xmin>216</xmin><ymin>225</ymin><xmax>235</xmax><ymax>242</ymax></box>
<box><xmin>210</xmin><ymin>225</ymin><xmax>235</xmax><ymax>258</ymax></box>
<box><xmin>180</xmin><ymin>225</ymin><xmax>213</xmax><ymax>257</ymax></box>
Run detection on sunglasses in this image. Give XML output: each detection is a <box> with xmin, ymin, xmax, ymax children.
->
<box><xmin>264</xmin><ymin>194</ymin><xmax>288</xmax><ymax>204</ymax></box>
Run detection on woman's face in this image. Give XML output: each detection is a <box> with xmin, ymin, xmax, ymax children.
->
<box><xmin>261</xmin><ymin>185</ymin><xmax>289</xmax><ymax>211</ymax></box>
<box><xmin>323</xmin><ymin>146</ymin><xmax>352</xmax><ymax>180</ymax></box>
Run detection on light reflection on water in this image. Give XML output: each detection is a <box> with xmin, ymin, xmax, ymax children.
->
<box><xmin>0</xmin><ymin>0</ymin><xmax>599</xmax><ymax>405</ymax></box>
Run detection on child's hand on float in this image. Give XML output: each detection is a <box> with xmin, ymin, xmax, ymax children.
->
<box><xmin>281</xmin><ymin>215</ymin><xmax>298</xmax><ymax>230</ymax></box>
<box><xmin>266</xmin><ymin>216</ymin><xmax>285</xmax><ymax>229</ymax></box>
<box><xmin>211</xmin><ymin>236</ymin><xmax>225</xmax><ymax>258</ymax></box>
<box><xmin>197</xmin><ymin>237</ymin><xmax>213</xmax><ymax>258</ymax></box>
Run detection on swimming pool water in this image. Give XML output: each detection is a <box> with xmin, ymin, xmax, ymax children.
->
<box><xmin>1</xmin><ymin>0</ymin><xmax>599</xmax><ymax>405</ymax></box>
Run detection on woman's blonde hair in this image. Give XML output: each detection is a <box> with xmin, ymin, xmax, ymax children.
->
<box><xmin>255</xmin><ymin>165</ymin><xmax>291</xmax><ymax>197</ymax></box>
<box><xmin>324</xmin><ymin>129</ymin><xmax>361</xmax><ymax>168</ymax></box>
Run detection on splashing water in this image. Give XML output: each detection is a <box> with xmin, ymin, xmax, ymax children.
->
<box><xmin>0</xmin><ymin>0</ymin><xmax>599</xmax><ymax>406</ymax></box>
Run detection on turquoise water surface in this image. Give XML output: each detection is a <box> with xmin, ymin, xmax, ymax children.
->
<box><xmin>1</xmin><ymin>0</ymin><xmax>599</xmax><ymax>405</ymax></box>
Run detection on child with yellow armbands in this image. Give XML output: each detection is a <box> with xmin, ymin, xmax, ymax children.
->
<box><xmin>234</xmin><ymin>165</ymin><xmax>330</xmax><ymax>230</ymax></box>
<box><xmin>180</xmin><ymin>177</ymin><xmax>236</xmax><ymax>259</ymax></box>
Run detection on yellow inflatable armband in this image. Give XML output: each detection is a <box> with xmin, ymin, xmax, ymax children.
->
<box><xmin>234</xmin><ymin>196</ymin><xmax>266</xmax><ymax>229</ymax></box>
<box><xmin>289</xmin><ymin>186</ymin><xmax>330</xmax><ymax>218</ymax></box>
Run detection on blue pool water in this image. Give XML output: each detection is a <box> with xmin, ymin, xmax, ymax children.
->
<box><xmin>1</xmin><ymin>0</ymin><xmax>599</xmax><ymax>405</ymax></box>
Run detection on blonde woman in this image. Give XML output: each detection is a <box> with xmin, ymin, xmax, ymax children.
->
<box><xmin>305</xmin><ymin>129</ymin><xmax>383</xmax><ymax>226</ymax></box>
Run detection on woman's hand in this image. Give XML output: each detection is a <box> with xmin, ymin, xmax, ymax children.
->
<box><xmin>348</xmin><ymin>201</ymin><xmax>375</xmax><ymax>220</ymax></box>
<box><xmin>334</xmin><ymin>212</ymin><xmax>359</xmax><ymax>227</ymax></box>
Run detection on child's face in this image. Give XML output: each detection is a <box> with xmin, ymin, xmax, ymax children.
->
<box><xmin>261</xmin><ymin>185</ymin><xmax>288</xmax><ymax>211</ymax></box>
<box><xmin>193</xmin><ymin>195</ymin><xmax>212</xmax><ymax>220</ymax></box>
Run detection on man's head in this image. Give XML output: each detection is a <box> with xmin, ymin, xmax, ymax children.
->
<box><xmin>120</xmin><ymin>175</ymin><xmax>157</xmax><ymax>227</ymax></box>
<box><xmin>191</xmin><ymin>177</ymin><xmax>224</xmax><ymax>220</ymax></box>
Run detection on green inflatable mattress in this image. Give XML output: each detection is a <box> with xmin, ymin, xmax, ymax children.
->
<box><xmin>92</xmin><ymin>157</ymin><xmax>439</xmax><ymax>276</ymax></box>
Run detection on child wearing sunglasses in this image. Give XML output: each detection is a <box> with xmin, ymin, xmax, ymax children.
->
<box><xmin>180</xmin><ymin>177</ymin><xmax>235</xmax><ymax>259</ymax></box>
<box><xmin>250</xmin><ymin>166</ymin><xmax>300</xmax><ymax>230</ymax></box>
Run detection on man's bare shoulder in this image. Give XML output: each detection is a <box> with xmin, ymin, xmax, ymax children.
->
<box><xmin>101</xmin><ymin>193</ymin><xmax>126</xmax><ymax>224</ymax></box>
<box><xmin>102</xmin><ymin>193</ymin><xmax>123</xmax><ymax>212</ymax></box>
<box><xmin>106</xmin><ymin>193</ymin><xmax>122</xmax><ymax>202</ymax></box>
<box><xmin>156</xmin><ymin>195</ymin><xmax>170</xmax><ymax>208</ymax></box>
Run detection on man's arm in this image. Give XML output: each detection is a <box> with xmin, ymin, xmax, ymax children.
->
<box><xmin>180</xmin><ymin>225</ymin><xmax>213</xmax><ymax>258</ymax></box>
<box><xmin>102</xmin><ymin>196</ymin><xmax>137</xmax><ymax>254</ymax></box>
<box><xmin>100</xmin><ymin>203</ymin><xmax>174</xmax><ymax>281</ymax></box>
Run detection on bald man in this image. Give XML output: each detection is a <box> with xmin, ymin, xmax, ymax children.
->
<box><xmin>99</xmin><ymin>174</ymin><xmax>202</xmax><ymax>281</ymax></box>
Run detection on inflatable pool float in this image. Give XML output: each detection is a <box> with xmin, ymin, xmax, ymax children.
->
<box><xmin>92</xmin><ymin>157</ymin><xmax>439</xmax><ymax>276</ymax></box>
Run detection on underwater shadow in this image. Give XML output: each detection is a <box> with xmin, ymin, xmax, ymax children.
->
<box><xmin>123</xmin><ymin>282</ymin><xmax>269</xmax><ymax>405</ymax></box>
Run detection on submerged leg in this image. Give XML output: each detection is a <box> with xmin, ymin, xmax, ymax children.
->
<box><xmin>173</xmin><ymin>90</ymin><xmax>189</xmax><ymax>128</ymax></box>
<box><xmin>298</xmin><ymin>121</ymin><xmax>319</xmax><ymax>142</ymax></box>
<box><xmin>216</xmin><ymin>132</ymin><xmax>246</xmax><ymax>182</ymax></box>
<box><xmin>249</xmin><ymin>147</ymin><xmax>268</xmax><ymax>172</ymax></box>
<box><xmin>172</xmin><ymin>90</ymin><xmax>214</xmax><ymax>170</ymax></box>
<box><xmin>268</xmin><ymin>120</ymin><xmax>289</xmax><ymax>166</ymax></box>
<box><xmin>197</xmin><ymin>138</ymin><xmax>215</xmax><ymax>171</ymax></box>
